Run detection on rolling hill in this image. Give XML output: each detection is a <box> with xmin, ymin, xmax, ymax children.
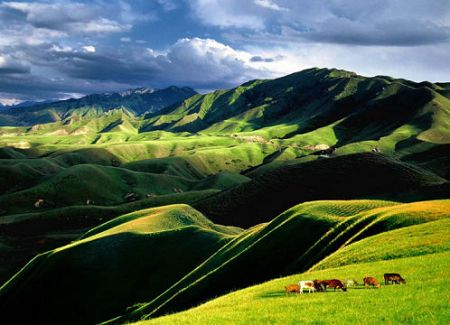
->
<box><xmin>0</xmin><ymin>67</ymin><xmax>448</xmax><ymax>325</ymax></box>
<box><xmin>135</xmin><ymin>239</ymin><xmax>450</xmax><ymax>324</ymax></box>
<box><xmin>0</xmin><ymin>86</ymin><xmax>197</xmax><ymax>126</ymax></box>
<box><xmin>194</xmin><ymin>153</ymin><xmax>447</xmax><ymax>227</ymax></box>
<box><xmin>3</xmin><ymin>198</ymin><xmax>444</xmax><ymax>324</ymax></box>
<box><xmin>0</xmin><ymin>205</ymin><xmax>240</xmax><ymax>325</ymax></box>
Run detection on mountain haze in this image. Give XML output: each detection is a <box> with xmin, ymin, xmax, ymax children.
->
<box><xmin>0</xmin><ymin>86</ymin><xmax>197</xmax><ymax>126</ymax></box>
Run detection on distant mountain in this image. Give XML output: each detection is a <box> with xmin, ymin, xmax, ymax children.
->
<box><xmin>8</xmin><ymin>100</ymin><xmax>53</xmax><ymax>109</ymax></box>
<box><xmin>0</xmin><ymin>86</ymin><xmax>197</xmax><ymax>126</ymax></box>
<box><xmin>141</xmin><ymin>68</ymin><xmax>450</xmax><ymax>138</ymax></box>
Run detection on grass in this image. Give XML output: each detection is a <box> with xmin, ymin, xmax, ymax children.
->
<box><xmin>0</xmin><ymin>205</ymin><xmax>236</xmax><ymax>325</ymax></box>
<box><xmin>116</xmin><ymin>199</ymin><xmax>449</xmax><ymax>323</ymax></box>
<box><xmin>136</xmin><ymin>251</ymin><xmax>450</xmax><ymax>325</ymax></box>
<box><xmin>0</xmin><ymin>189</ymin><xmax>218</xmax><ymax>284</ymax></box>
<box><xmin>313</xmin><ymin>218</ymin><xmax>450</xmax><ymax>270</ymax></box>
<box><xmin>194</xmin><ymin>153</ymin><xmax>446</xmax><ymax>227</ymax></box>
<box><xmin>0</xmin><ymin>67</ymin><xmax>448</xmax><ymax>325</ymax></box>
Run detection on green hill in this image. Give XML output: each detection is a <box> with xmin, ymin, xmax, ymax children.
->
<box><xmin>0</xmin><ymin>190</ymin><xmax>217</xmax><ymax>284</ymax></box>
<box><xmin>113</xmin><ymin>199</ymin><xmax>449</xmax><ymax>323</ymax></box>
<box><xmin>0</xmin><ymin>68</ymin><xmax>448</xmax><ymax>325</ymax></box>
<box><xmin>136</xmin><ymin>248</ymin><xmax>450</xmax><ymax>325</ymax></box>
<box><xmin>0</xmin><ymin>86</ymin><xmax>197</xmax><ymax>126</ymax></box>
<box><xmin>194</xmin><ymin>153</ymin><xmax>447</xmax><ymax>227</ymax></box>
<box><xmin>0</xmin><ymin>205</ymin><xmax>238</xmax><ymax>325</ymax></box>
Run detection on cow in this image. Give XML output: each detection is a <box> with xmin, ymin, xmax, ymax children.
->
<box><xmin>345</xmin><ymin>279</ymin><xmax>358</xmax><ymax>287</ymax></box>
<box><xmin>298</xmin><ymin>281</ymin><xmax>317</xmax><ymax>294</ymax></box>
<box><xmin>320</xmin><ymin>279</ymin><xmax>347</xmax><ymax>292</ymax></box>
<box><xmin>313</xmin><ymin>279</ymin><xmax>325</xmax><ymax>292</ymax></box>
<box><xmin>285</xmin><ymin>284</ymin><xmax>300</xmax><ymax>294</ymax></box>
<box><xmin>124</xmin><ymin>192</ymin><xmax>139</xmax><ymax>202</ymax></box>
<box><xmin>363</xmin><ymin>277</ymin><xmax>381</xmax><ymax>288</ymax></box>
<box><xmin>34</xmin><ymin>199</ymin><xmax>46</xmax><ymax>208</ymax></box>
<box><xmin>384</xmin><ymin>273</ymin><xmax>406</xmax><ymax>285</ymax></box>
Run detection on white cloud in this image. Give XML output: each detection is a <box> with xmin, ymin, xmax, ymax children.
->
<box><xmin>157</xmin><ymin>0</ymin><xmax>178</xmax><ymax>11</ymax></box>
<box><xmin>120</xmin><ymin>37</ymin><xmax>131</xmax><ymax>42</ymax></box>
<box><xmin>254</xmin><ymin>0</ymin><xmax>287</xmax><ymax>11</ymax></box>
<box><xmin>82</xmin><ymin>45</ymin><xmax>96</xmax><ymax>53</ymax></box>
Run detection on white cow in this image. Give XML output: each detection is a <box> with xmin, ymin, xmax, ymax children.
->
<box><xmin>298</xmin><ymin>280</ymin><xmax>316</xmax><ymax>294</ymax></box>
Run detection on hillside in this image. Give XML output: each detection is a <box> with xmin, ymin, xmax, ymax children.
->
<box><xmin>0</xmin><ymin>68</ymin><xmax>448</xmax><ymax>325</ymax></box>
<box><xmin>194</xmin><ymin>153</ymin><xmax>447</xmax><ymax>227</ymax></box>
<box><xmin>0</xmin><ymin>205</ymin><xmax>240</xmax><ymax>325</ymax></box>
<box><xmin>105</xmin><ymin>199</ymin><xmax>450</xmax><ymax>323</ymax></box>
<box><xmin>0</xmin><ymin>86</ymin><xmax>197</xmax><ymax>126</ymax></box>
<box><xmin>135</xmin><ymin>247</ymin><xmax>450</xmax><ymax>324</ymax></box>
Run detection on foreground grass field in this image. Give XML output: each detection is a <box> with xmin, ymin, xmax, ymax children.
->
<box><xmin>110</xmin><ymin>199</ymin><xmax>449</xmax><ymax>324</ymax></box>
<box><xmin>134</xmin><ymin>234</ymin><xmax>450</xmax><ymax>324</ymax></box>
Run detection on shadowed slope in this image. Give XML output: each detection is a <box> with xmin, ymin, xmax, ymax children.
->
<box><xmin>114</xmin><ymin>199</ymin><xmax>449</xmax><ymax>323</ymax></box>
<box><xmin>0</xmin><ymin>205</ymin><xmax>236</xmax><ymax>325</ymax></box>
<box><xmin>194</xmin><ymin>153</ymin><xmax>447</xmax><ymax>227</ymax></box>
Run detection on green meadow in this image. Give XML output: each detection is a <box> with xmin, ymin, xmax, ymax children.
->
<box><xmin>0</xmin><ymin>68</ymin><xmax>449</xmax><ymax>324</ymax></box>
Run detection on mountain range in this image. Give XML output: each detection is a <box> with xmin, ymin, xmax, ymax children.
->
<box><xmin>0</xmin><ymin>67</ymin><xmax>448</xmax><ymax>325</ymax></box>
<box><xmin>0</xmin><ymin>86</ymin><xmax>197</xmax><ymax>126</ymax></box>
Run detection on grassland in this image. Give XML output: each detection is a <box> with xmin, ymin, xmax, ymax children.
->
<box><xmin>137</xmin><ymin>251</ymin><xmax>450</xmax><ymax>325</ymax></box>
<box><xmin>0</xmin><ymin>205</ymin><xmax>240</xmax><ymax>325</ymax></box>
<box><xmin>0</xmin><ymin>68</ymin><xmax>448</xmax><ymax>325</ymax></box>
<box><xmin>111</xmin><ymin>199</ymin><xmax>449</xmax><ymax>324</ymax></box>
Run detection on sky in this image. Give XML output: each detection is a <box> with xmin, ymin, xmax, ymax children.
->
<box><xmin>0</xmin><ymin>0</ymin><xmax>449</xmax><ymax>104</ymax></box>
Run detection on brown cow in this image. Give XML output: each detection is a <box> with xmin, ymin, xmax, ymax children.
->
<box><xmin>320</xmin><ymin>279</ymin><xmax>347</xmax><ymax>292</ymax></box>
<box><xmin>363</xmin><ymin>277</ymin><xmax>381</xmax><ymax>288</ymax></box>
<box><xmin>313</xmin><ymin>279</ymin><xmax>325</xmax><ymax>292</ymax></box>
<box><xmin>384</xmin><ymin>273</ymin><xmax>406</xmax><ymax>285</ymax></box>
<box><xmin>285</xmin><ymin>284</ymin><xmax>300</xmax><ymax>294</ymax></box>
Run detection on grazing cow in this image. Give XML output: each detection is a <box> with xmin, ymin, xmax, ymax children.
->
<box><xmin>363</xmin><ymin>277</ymin><xmax>381</xmax><ymax>288</ymax></box>
<box><xmin>345</xmin><ymin>279</ymin><xmax>358</xmax><ymax>287</ymax></box>
<box><xmin>124</xmin><ymin>192</ymin><xmax>139</xmax><ymax>202</ymax></box>
<box><xmin>285</xmin><ymin>284</ymin><xmax>300</xmax><ymax>294</ymax></box>
<box><xmin>320</xmin><ymin>279</ymin><xmax>347</xmax><ymax>292</ymax></box>
<box><xmin>313</xmin><ymin>279</ymin><xmax>325</xmax><ymax>292</ymax></box>
<box><xmin>34</xmin><ymin>199</ymin><xmax>45</xmax><ymax>208</ymax></box>
<box><xmin>298</xmin><ymin>281</ymin><xmax>317</xmax><ymax>294</ymax></box>
<box><xmin>384</xmin><ymin>273</ymin><xmax>406</xmax><ymax>285</ymax></box>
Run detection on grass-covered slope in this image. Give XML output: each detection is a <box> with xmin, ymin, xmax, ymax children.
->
<box><xmin>137</xmin><ymin>250</ymin><xmax>450</xmax><ymax>325</ymax></box>
<box><xmin>312</xmin><ymin>217</ymin><xmax>450</xmax><ymax>270</ymax></box>
<box><xmin>0</xmin><ymin>205</ymin><xmax>238</xmax><ymax>325</ymax></box>
<box><xmin>0</xmin><ymin>190</ymin><xmax>217</xmax><ymax>284</ymax></box>
<box><xmin>115</xmin><ymin>199</ymin><xmax>449</xmax><ymax>323</ymax></box>
<box><xmin>194</xmin><ymin>153</ymin><xmax>447</xmax><ymax>227</ymax></box>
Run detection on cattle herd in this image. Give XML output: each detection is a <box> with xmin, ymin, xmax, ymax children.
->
<box><xmin>285</xmin><ymin>273</ymin><xmax>406</xmax><ymax>294</ymax></box>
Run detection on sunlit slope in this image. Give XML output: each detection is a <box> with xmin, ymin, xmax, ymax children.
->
<box><xmin>116</xmin><ymin>199</ymin><xmax>449</xmax><ymax>323</ymax></box>
<box><xmin>81</xmin><ymin>204</ymin><xmax>241</xmax><ymax>239</ymax></box>
<box><xmin>142</xmin><ymin>68</ymin><xmax>449</xmax><ymax>137</ymax></box>
<box><xmin>0</xmin><ymin>190</ymin><xmax>217</xmax><ymax>284</ymax></box>
<box><xmin>0</xmin><ymin>86</ymin><xmax>197</xmax><ymax>126</ymax></box>
<box><xmin>0</xmin><ymin>164</ymin><xmax>197</xmax><ymax>214</ymax></box>
<box><xmin>0</xmin><ymin>205</ymin><xmax>237</xmax><ymax>325</ymax></box>
<box><xmin>135</xmin><ymin>250</ymin><xmax>450</xmax><ymax>325</ymax></box>
<box><xmin>312</xmin><ymin>217</ymin><xmax>450</xmax><ymax>270</ymax></box>
<box><xmin>194</xmin><ymin>153</ymin><xmax>447</xmax><ymax>227</ymax></box>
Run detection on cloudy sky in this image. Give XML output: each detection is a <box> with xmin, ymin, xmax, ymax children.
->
<box><xmin>0</xmin><ymin>0</ymin><xmax>449</xmax><ymax>104</ymax></box>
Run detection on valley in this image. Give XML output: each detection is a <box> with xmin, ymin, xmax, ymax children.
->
<box><xmin>0</xmin><ymin>68</ymin><xmax>449</xmax><ymax>324</ymax></box>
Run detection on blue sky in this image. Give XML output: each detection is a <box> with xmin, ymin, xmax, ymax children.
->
<box><xmin>0</xmin><ymin>0</ymin><xmax>449</xmax><ymax>103</ymax></box>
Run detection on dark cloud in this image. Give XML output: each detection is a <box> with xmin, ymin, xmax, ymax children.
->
<box><xmin>250</xmin><ymin>56</ymin><xmax>274</xmax><ymax>62</ymax></box>
<box><xmin>0</xmin><ymin>0</ymin><xmax>449</xmax><ymax>102</ymax></box>
<box><xmin>191</xmin><ymin>0</ymin><xmax>450</xmax><ymax>46</ymax></box>
<box><xmin>0</xmin><ymin>37</ymin><xmax>269</xmax><ymax>100</ymax></box>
